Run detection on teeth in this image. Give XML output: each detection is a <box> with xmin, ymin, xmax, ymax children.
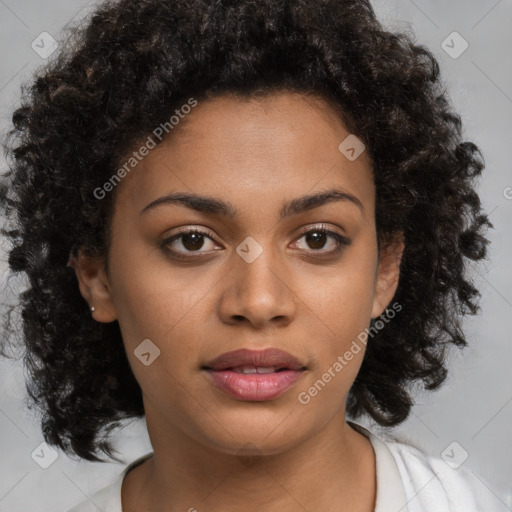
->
<box><xmin>232</xmin><ymin>366</ymin><xmax>278</xmax><ymax>374</ymax></box>
<box><xmin>240</xmin><ymin>366</ymin><xmax>257</xmax><ymax>374</ymax></box>
<box><xmin>255</xmin><ymin>367</ymin><xmax>276</xmax><ymax>374</ymax></box>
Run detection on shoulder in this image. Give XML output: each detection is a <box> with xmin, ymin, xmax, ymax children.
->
<box><xmin>382</xmin><ymin>434</ymin><xmax>506</xmax><ymax>512</ymax></box>
<box><xmin>67</xmin><ymin>452</ymin><xmax>154</xmax><ymax>512</ymax></box>
<box><xmin>67</xmin><ymin>475</ymin><xmax>123</xmax><ymax>512</ymax></box>
<box><xmin>349</xmin><ymin>420</ymin><xmax>506</xmax><ymax>512</ymax></box>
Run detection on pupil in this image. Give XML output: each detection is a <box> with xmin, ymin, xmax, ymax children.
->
<box><xmin>182</xmin><ymin>233</ymin><xmax>204</xmax><ymax>251</ymax></box>
<box><xmin>306</xmin><ymin>231</ymin><xmax>326</xmax><ymax>249</ymax></box>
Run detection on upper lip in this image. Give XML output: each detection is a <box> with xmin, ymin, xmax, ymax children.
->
<box><xmin>203</xmin><ymin>348</ymin><xmax>306</xmax><ymax>371</ymax></box>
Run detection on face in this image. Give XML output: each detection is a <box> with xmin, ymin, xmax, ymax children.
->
<box><xmin>73</xmin><ymin>91</ymin><xmax>403</xmax><ymax>456</ymax></box>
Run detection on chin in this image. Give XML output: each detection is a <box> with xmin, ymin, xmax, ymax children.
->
<box><xmin>195</xmin><ymin>410</ymin><xmax>307</xmax><ymax>457</ymax></box>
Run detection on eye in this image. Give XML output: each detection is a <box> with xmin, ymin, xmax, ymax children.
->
<box><xmin>161</xmin><ymin>224</ymin><xmax>351</xmax><ymax>261</ymax></box>
<box><xmin>162</xmin><ymin>228</ymin><xmax>221</xmax><ymax>258</ymax></box>
<box><xmin>292</xmin><ymin>224</ymin><xmax>351</xmax><ymax>255</ymax></box>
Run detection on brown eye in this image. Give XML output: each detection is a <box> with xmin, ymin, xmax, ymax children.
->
<box><xmin>181</xmin><ymin>232</ymin><xmax>206</xmax><ymax>251</ymax></box>
<box><xmin>292</xmin><ymin>226</ymin><xmax>351</xmax><ymax>256</ymax></box>
<box><xmin>304</xmin><ymin>230</ymin><xmax>328</xmax><ymax>250</ymax></box>
<box><xmin>162</xmin><ymin>229</ymin><xmax>220</xmax><ymax>258</ymax></box>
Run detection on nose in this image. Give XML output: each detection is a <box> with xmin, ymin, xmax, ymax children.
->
<box><xmin>217</xmin><ymin>244</ymin><xmax>297</xmax><ymax>329</ymax></box>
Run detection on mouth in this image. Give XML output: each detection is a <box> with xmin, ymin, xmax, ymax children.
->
<box><xmin>202</xmin><ymin>348</ymin><xmax>307</xmax><ymax>401</ymax></box>
<box><xmin>224</xmin><ymin>365</ymin><xmax>295</xmax><ymax>374</ymax></box>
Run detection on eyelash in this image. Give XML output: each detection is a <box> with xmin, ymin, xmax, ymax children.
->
<box><xmin>161</xmin><ymin>224</ymin><xmax>351</xmax><ymax>260</ymax></box>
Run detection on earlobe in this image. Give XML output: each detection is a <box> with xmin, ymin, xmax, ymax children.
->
<box><xmin>68</xmin><ymin>250</ymin><xmax>117</xmax><ymax>322</ymax></box>
<box><xmin>371</xmin><ymin>232</ymin><xmax>404</xmax><ymax>319</ymax></box>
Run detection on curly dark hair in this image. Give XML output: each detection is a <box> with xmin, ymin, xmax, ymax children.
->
<box><xmin>0</xmin><ymin>0</ymin><xmax>492</xmax><ymax>463</ymax></box>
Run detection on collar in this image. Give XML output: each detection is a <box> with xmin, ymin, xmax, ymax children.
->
<box><xmin>348</xmin><ymin>421</ymin><xmax>409</xmax><ymax>512</ymax></box>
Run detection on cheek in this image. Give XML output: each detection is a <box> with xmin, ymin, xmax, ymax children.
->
<box><xmin>295</xmin><ymin>249</ymin><xmax>378</xmax><ymax>342</ymax></box>
<box><xmin>108</xmin><ymin>245</ymin><xmax>214</xmax><ymax>343</ymax></box>
<box><xmin>290</xmin><ymin>244</ymin><xmax>377</xmax><ymax>398</ymax></box>
<box><xmin>108</xmin><ymin>263</ymin><xmax>211</xmax><ymax>409</ymax></box>
<box><xmin>107</xmin><ymin>249</ymin><xmax>226</xmax><ymax>399</ymax></box>
<box><xmin>292</xmin><ymin>273</ymin><xmax>373</xmax><ymax>416</ymax></box>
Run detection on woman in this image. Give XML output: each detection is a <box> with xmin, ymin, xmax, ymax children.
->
<box><xmin>0</xmin><ymin>0</ymin><xmax>503</xmax><ymax>510</ymax></box>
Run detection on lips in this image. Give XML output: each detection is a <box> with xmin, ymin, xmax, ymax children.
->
<box><xmin>204</xmin><ymin>348</ymin><xmax>306</xmax><ymax>372</ymax></box>
<box><xmin>202</xmin><ymin>348</ymin><xmax>307</xmax><ymax>401</ymax></box>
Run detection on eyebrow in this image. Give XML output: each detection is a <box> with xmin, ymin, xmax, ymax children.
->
<box><xmin>140</xmin><ymin>187</ymin><xmax>364</xmax><ymax>220</ymax></box>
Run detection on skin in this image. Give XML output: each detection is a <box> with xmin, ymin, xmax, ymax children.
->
<box><xmin>72</xmin><ymin>91</ymin><xmax>404</xmax><ymax>512</ymax></box>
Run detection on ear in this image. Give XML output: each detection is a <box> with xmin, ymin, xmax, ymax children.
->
<box><xmin>371</xmin><ymin>232</ymin><xmax>404</xmax><ymax>319</ymax></box>
<box><xmin>67</xmin><ymin>249</ymin><xmax>117</xmax><ymax>322</ymax></box>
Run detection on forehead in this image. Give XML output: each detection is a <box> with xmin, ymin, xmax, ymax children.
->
<box><xmin>114</xmin><ymin>91</ymin><xmax>375</xmax><ymax>220</ymax></box>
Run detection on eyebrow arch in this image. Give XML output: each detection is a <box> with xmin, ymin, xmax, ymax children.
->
<box><xmin>140</xmin><ymin>187</ymin><xmax>364</xmax><ymax>219</ymax></box>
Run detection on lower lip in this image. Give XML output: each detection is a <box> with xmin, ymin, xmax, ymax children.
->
<box><xmin>205</xmin><ymin>369</ymin><xmax>305</xmax><ymax>401</ymax></box>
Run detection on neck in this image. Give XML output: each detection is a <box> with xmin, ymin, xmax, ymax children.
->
<box><xmin>122</xmin><ymin>404</ymin><xmax>376</xmax><ymax>512</ymax></box>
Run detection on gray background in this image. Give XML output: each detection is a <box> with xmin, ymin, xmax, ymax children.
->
<box><xmin>0</xmin><ymin>0</ymin><xmax>511</xmax><ymax>510</ymax></box>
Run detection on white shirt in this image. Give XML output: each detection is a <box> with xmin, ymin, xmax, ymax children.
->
<box><xmin>68</xmin><ymin>422</ymin><xmax>507</xmax><ymax>512</ymax></box>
